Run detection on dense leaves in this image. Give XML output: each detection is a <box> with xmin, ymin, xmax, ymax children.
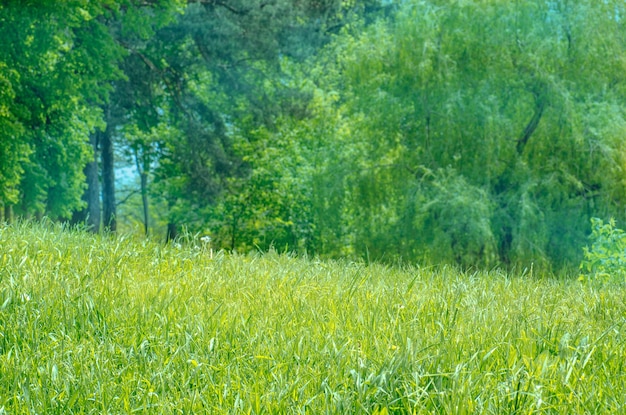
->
<box><xmin>3</xmin><ymin>0</ymin><xmax>626</xmax><ymax>270</ymax></box>
<box><xmin>220</xmin><ymin>0</ymin><xmax>626</xmax><ymax>269</ymax></box>
<box><xmin>580</xmin><ymin>218</ymin><xmax>626</xmax><ymax>283</ymax></box>
<box><xmin>0</xmin><ymin>1</ymin><xmax>124</xmax><ymax>217</ymax></box>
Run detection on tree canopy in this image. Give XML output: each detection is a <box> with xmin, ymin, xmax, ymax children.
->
<box><xmin>3</xmin><ymin>0</ymin><xmax>626</xmax><ymax>271</ymax></box>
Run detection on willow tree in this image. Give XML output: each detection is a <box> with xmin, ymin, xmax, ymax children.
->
<box><xmin>230</xmin><ymin>0</ymin><xmax>626</xmax><ymax>268</ymax></box>
<box><xmin>340</xmin><ymin>0</ymin><xmax>626</xmax><ymax>267</ymax></box>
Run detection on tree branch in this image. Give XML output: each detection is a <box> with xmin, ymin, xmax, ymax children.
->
<box><xmin>516</xmin><ymin>94</ymin><xmax>545</xmax><ymax>155</ymax></box>
<box><xmin>116</xmin><ymin>189</ymin><xmax>140</xmax><ymax>207</ymax></box>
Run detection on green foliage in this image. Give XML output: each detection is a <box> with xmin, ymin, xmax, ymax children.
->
<box><xmin>411</xmin><ymin>168</ymin><xmax>497</xmax><ymax>267</ymax></box>
<box><xmin>7</xmin><ymin>0</ymin><xmax>626</xmax><ymax>271</ymax></box>
<box><xmin>580</xmin><ymin>218</ymin><xmax>626</xmax><ymax>283</ymax></box>
<box><xmin>0</xmin><ymin>1</ymin><xmax>125</xmax><ymax>217</ymax></box>
<box><xmin>140</xmin><ymin>0</ymin><xmax>367</xmax><ymax>235</ymax></box>
<box><xmin>1</xmin><ymin>223</ymin><xmax>626</xmax><ymax>413</ymax></box>
<box><xmin>217</xmin><ymin>0</ymin><xmax>626</xmax><ymax>269</ymax></box>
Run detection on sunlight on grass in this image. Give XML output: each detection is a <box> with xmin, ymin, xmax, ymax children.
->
<box><xmin>0</xmin><ymin>221</ymin><xmax>624</xmax><ymax>413</ymax></box>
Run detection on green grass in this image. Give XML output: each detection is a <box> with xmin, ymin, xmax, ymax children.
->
<box><xmin>0</xmin><ymin>221</ymin><xmax>625</xmax><ymax>414</ymax></box>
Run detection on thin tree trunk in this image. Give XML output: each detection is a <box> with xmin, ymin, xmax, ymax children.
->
<box><xmin>101</xmin><ymin>106</ymin><xmax>117</xmax><ymax>232</ymax></box>
<box><xmin>140</xmin><ymin>172</ymin><xmax>149</xmax><ymax>236</ymax></box>
<box><xmin>134</xmin><ymin>147</ymin><xmax>149</xmax><ymax>236</ymax></box>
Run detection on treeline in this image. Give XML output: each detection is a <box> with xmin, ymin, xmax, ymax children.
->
<box><xmin>0</xmin><ymin>0</ymin><xmax>380</xmax><ymax>229</ymax></box>
<box><xmin>2</xmin><ymin>0</ymin><xmax>626</xmax><ymax>270</ymax></box>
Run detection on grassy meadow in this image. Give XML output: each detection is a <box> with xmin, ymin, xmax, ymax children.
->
<box><xmin>0</xmin><ymin>222</ymin><xmax>625</xmax><ymax>414</ymax></box>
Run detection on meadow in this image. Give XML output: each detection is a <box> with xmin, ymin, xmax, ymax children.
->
<box><xmin>0</xmin><ymin>222</ymin><xmax>624</xmax><ymax>414</ymax></box>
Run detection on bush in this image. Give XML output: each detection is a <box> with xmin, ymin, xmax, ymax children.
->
<box><xmin>580</xmin><ymin>218</ymin><xmax>626</xmax><ymax>282</ymax></box>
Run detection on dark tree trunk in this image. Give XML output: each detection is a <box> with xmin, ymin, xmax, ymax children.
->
<box><xmin>101</xmin><ymin>106</ymin><xmax>117</xmax><ymax>232</ymax></box>
<box><xmin>140</xmin><ymin>172</ymin><xmax>149</xmax><ymax>235</ymax></box>
<box><xmin>73</xmin><ymin>133</ymin><xmax>101</xmax><ymax>232</ymax></box>
<box><xmin>166</xmin><ymin>222</ymin><xmax>178</xmax><ymax>243</ymax></box>
<box><xmin>4</xmin><ymin>204</ymin><xmax>12</xmax><ymax>224</ymax></box>
<box><xmin>134</xmin><ymin>148</ymin><xmax>149</xmax><ymax>236</ymax></box>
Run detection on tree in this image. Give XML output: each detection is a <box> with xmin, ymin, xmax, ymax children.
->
<box><xmin>0</xmin><ymin>1</ymin><xmax>124</xmax><ymax>221</ymax></box>
<box><xmin>335</xmin><ymin>0</ymin><xmax>626</xmax><ymax>267</ymax></box>
<box><xmin>112</xmin><ymin>0</ymin><xmax>378</xmax><ymax>239</ymax></box>
<box><xmin>223</xmin><ymin>0</ymin><xmax>626</xmax><ymax>269</ymax></box>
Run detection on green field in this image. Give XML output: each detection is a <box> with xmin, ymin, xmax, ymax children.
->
<box><xmin>0</xmin><ymin>222</ymin><xmax>624</xmax><ymax>414</ymax></box>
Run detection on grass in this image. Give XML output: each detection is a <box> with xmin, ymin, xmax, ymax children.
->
<box><xmin>0</xmin><ymin>221</ymin><xmax>625</xmax><ymax>414</ymax></box>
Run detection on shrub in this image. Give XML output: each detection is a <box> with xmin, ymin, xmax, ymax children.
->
<box><xmin>580</xmin><ymin>218</ymin><xmax>626</xmax><ymax>282</ymax></box>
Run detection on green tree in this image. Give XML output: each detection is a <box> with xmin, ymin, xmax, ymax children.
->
<box><xmin>230</xmin><ymin>0</ymin><xmax>626</xmax><ymax>269</ymax></box>
<box><xmin>115</xmin><ymin>0</ymin><xmax>378</xmax><ymax>240</ymax></box>
<box><xmin>349</xmin><ymin>0</ymin><xmax>626</xmax><ymax>267</ymax></box>
<box><xmin>0</xmin><ymin>1</ymin><xmax>125</xmax><ymax>220</ymax></box>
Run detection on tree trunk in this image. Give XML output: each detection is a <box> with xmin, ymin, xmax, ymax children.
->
<box><xmin>166</xmin><ymin>222</ymin><xmax>178</xmax><ymax>243</ymax></box>
<box><xmin>73</xmin><ymin>133</ymin><xmax>101</xmax><ymax>231</ymax></box>
<box><xmin>134</xmin><ymin>148</ymin><xmax>149</xmax><ymax>236</ymax></box>
<box><xmin>140</xmin><ymin>172</ymin><xmax>149</xmax><ymax>236</ymax></box>
<box><xmin>101</xmin><ymin>106</ymin><xmax>117</xmax><ymax>232</ymax></box>
<box><xmin>4</xmin><ymin>204</ymin><xmax>13</xmax><ymax>224</ymax></box>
